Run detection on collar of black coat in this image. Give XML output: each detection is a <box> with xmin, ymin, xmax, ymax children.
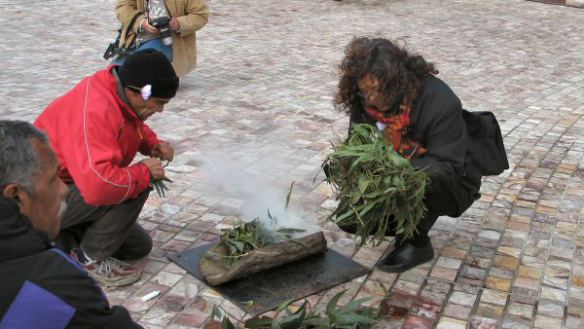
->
<box><xmin>0</xmin><ymin>197</ymin><xmax>53</xmax><ymax>263</ymax></box>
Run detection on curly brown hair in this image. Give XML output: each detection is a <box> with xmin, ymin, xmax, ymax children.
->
<box><xmin>335</xmin><ymin>37</ymin><xmax>436</xmax><ymax>116</ymax></box>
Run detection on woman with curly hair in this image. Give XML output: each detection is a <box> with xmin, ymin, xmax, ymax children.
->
<box><xmin>335</xmin><ymin>37</ymin><xmax>482</xmax><ymax>273</ymax></box>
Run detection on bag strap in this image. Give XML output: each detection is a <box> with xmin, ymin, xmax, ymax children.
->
<box><xmin>124</xmin><ymin>11</ymin><xmax>143</xmax><ymax>42</ymax></box>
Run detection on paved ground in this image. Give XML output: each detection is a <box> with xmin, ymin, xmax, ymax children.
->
<box><xmin>1</xmin><ymin>0</ymin><xmax>584</xmax><ymax>328</ymax></box>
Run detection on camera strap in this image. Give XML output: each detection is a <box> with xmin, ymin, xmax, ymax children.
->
<box><xmin>124</xmin><ymin>12</ymin><xmax>143</xmax><ymax>47</ymax></box>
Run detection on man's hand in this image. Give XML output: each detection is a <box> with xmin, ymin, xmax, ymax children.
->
<box><xmin>150</xmin><ymin>142</ymin><xmax>174</xmax><ymax>161</ymax></box>
<box><xmin>140</xmin><ymin>158</ymin><xmax>165</xmax><ymax>180</ymax></box>
<box><xmin>140</xmin><ymin>19</ymin><xmax>159</xmax><ymax>33</ymax></box>
<box><xmin>169</xmin><ymin>17</ymin><xmax>180</xmax><ymax>32</ymax></box>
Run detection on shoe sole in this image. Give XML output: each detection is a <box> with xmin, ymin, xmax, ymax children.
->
<box><xmin>375</xmin><ymin>253</ymin><xmax>434</xmax><ymax>273</ymax></box>
<box><xmin>88</xmin><ymin>271</ymin><xmax>142</xmax><ymax>287</ymax></box>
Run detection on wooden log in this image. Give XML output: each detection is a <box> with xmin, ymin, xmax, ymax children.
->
<box><xmin>199</xmin><ymin>231</ymin><xmax>327</xmax><ymax>286</ymax></box>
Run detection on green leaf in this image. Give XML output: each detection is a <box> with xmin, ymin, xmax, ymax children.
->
<box><xmin>357</xmin><ymin>202</ymin><xmax>376</xmax><ymax>218</ymax></box>
<box><xmin>276</xmin><ymin>228</ymin><xmax>306</xmax><ymax>234</ymax></box>
<box><xmin>285</xmin><ymin>181</ymin><xmax>295</xmax><ymax>210</ymax></box>
<box><xmin>229</xmin><ymin>240</ymin><xmax>245</xmax><ymax>252</ymax></box>
<box><xmin>326</xmin><ymin>290</ymin><xmax>347</xmax><ymax>315</ymax></box>
<box><xmin>244</xmin><ymin>316</ymin><xmax>274</xmax><ymax>329</ymax></box>
<box><xmin>221</xmin><ymin>315</ymin><xmax>235</xmax><ymax>329</ymax></box>
<box><xmin>276</xmin><ymin>299</ymin><xmax>295</xmax><ymax>313</ymax></box>
<box><xmin>152</xmin><ymin>181</ymin><xmax>162</xmax><ymax>197</ymax></box>
<box><xmin>334</xmin><ymin>313</ymin><xmax>377</xmax><ymax>326</ymax></box>
<box><xmin>342</xmin><ymin>297</ymin><xmax>373</xmax><ymax>313</ymax></box>
<box><xmin>302</xmin><ymin>317</ymin><xmax>329</xmax><ymax>328</ymax></box>
<box><xmin>270</xmin><ymin>319</ymin><xmax>282</xmax><ymax>329</ymax></box>
<box><xmin>211</xmin><ymin>305</ymin><xmax>223</xmax><ymax>320</ymax></box>
<box><xmin>277</xmin><ymin>313</ymin><xmax>303</xmax><ymax>329</ymax></box>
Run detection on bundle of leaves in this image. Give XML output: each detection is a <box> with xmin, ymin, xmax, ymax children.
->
<box><xmin>323</xmin><ymin>124</ymin><xmax>428</xmax><ymax>246</ymax></box>
<box><xmin>217</xmin><ymin>220</ymin><xmax>267</xmax><ymax>266</ymax></box>
<box><xmin>151</xmin><ymin>178</ymin><xmax>172</xmax><ymax>198</ymax></box>
<box><xmin>209</xmin><ymin>290</ymin><xmax>380</xmax><ymax>329</ymax></box>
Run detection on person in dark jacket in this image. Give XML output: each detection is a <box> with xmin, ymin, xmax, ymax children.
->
<box><xmin>334</xmin><ymin>37</ymin><xmax>481</xmax><ymax>273</ymax></box>
<box><xmin>0</xmin><ymin>120</ymin><xmax>142</xmax><ymax>328</ymax></box>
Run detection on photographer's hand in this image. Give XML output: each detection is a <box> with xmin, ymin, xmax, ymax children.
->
<box><xmin>140</xmin><ymin>19</ymin><xmax>159</xmax><ymax>33</ymax></box>
<box><xmin>169</xmin><ymin>18</ymin><xmax>180</xmax><ymax>32</ymax></box>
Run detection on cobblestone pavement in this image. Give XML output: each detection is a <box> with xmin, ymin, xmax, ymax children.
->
<box><xmin>2</xmin><ymin>0</ymin><xmax>584</xmax><ymax>328</ymax></box>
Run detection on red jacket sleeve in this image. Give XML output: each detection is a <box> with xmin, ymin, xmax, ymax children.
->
<box><xmin>66</xmin><ymin>110</ymin><xmax>151</xmax><ymax>206</ymax></box>
<box><xmin>139</xmin><ymin>124</ymin><xmax>162</xmax><ymax>156</ymax></box>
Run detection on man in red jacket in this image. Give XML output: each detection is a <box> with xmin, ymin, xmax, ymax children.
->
<box><xmin>35</xmin><ymin>49</ymin><xmax>179</xmax><ymax>287</ymax></box>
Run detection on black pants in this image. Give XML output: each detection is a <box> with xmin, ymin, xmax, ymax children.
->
<box><xmin>338</xmin><ymin>179</ymin><xmax>478</xmax><ymax>244</ymax></box>
<box><xmin>56</xmin><ymin>184</ymin><xmax>153</xmax><ymax>261</ymax></box>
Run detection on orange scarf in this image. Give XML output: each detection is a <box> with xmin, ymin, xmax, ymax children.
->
<box><xmin>365</xmin><ymin>100</ymin><xmax>427</xmax><ymax>159</ymax></box>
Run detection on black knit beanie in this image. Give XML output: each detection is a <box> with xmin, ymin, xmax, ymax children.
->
<box><xmin>118</xmin><ymin>49</ymin><xmax>179</xmax><ymax>99</ymax></box>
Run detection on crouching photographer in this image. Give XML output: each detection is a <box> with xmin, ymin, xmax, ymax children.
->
<box><xmin>111</xmin><ymin>0</ymin><xmax>209</xmax><ymax>77</ymax></box>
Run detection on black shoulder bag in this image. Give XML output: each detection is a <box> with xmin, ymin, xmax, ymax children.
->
<box><xmin>462</xmin><ymin>110</ymin><xmax>510</xmax><ymax>176</ymax></box>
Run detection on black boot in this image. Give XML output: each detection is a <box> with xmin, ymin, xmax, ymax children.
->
<box><xmin>376</xmin><ymin>237</ymin><xmax>434</xmax><ymax>273</ymax></box>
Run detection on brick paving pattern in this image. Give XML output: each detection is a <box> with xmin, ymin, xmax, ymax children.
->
<box><xmin>1</xmin><ymin>0</ymin><xmax>584</xmax><ymax>328</ymax></box>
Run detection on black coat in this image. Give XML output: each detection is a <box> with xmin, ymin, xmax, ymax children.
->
<box><xmin>350</xmin><ymin>75</ymin><xmax>481</xmax><ymax>217</ymax></box>
<box><xmin>0</xmin><ymin>197</ymin><xmax>142</xmax><ymax>329</ymax></box>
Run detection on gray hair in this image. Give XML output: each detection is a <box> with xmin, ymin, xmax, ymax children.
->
<box><xmin>0</xmin><ymin>120</ymin><xmax>49</xmax><ymax>192</ymax></box>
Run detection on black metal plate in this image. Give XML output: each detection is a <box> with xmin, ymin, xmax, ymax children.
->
<box><xmin>169</xmin><ymin>243</ymin><xmax>370</xmax><ymax>316</ymax></box>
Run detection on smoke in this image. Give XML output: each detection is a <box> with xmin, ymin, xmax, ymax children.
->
<box><xmin>195</xmin><ymin>141</ymin><xmax>322</xmax><ymax>236</ymax></box>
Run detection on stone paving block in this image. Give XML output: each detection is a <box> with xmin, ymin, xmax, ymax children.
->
<box><xmin>173</xmin><ymin>304</ymin><xmax>212</xmax><ymax>327</ymax></box>
<box><xmin>458</xmin><ymin>265</ymin><xmax>486</xmax><ymax>286</ymax></box>
<box><xmin>142</xmin><ymin>294</ymin><xmax>190</xmax><ymax>326</ymax></box>
<box><xmin>493</xmin><ymin>255</ymin><xmax>520</xmax><ymax>270</ymax></box>
<box><xmin>435</xmin><ymin>256</ymin><xmax>462</xmax><ymax>270</ymax></box>
<box><xmin>541</xmin><ymin>286</ymin><xmax>568</xmax><ymax>303</ymax></box>
<box><xmin>123</xmin><ymin>282</ymin><xmax>172</xmax><ymax>314</ymax></box>
<box><xmin>485</xmin><ymin>275</ymin><xmax>512</xmax><ymax>292</ymax></box>
<box><xmin>442</xmin><ymin>303</ymin><xmax>471</xmax><ymax>320</ymax></box>
<box><xmin>400</xmin><ymin>266</ymin><xmax>430</xmax><ymax>285</ymax></box>
<box><xmin>470</xmin><ymin>315</ymin><xmax>499</xmax><ymax>329</ymax></box>
<box><xmin>534</xmin><ymin>314</ymin><xmax>563</xmax><ymax>329</ymax></box>
<box><xmin>436</xmin><ymin>316</ymin><xmax>466</xmax><ymax>329</ymax></box>
<box><xmin>537</xmin><ymin>300</ymin><xmax>564</xmax><ymax>318</ymax></box>
<box><xmin>464</xmin><ymin>255</ymin><xmax>491</xmax><ymax>269</ymax></box>
<box><xmin>362</xmin><ymin>279</ymin><xmax>390</xmax><ymax>296</ymax></box>
<box><xmin>448</xmin><ymin>291</ymin><xmax>478</xmax><ymax>308</ymax></box>
<box><xmin>501</xmin><ymin>315</ymin><xmax>532</xmax><ymax>329</ymax></box>
<box><xmin>476</xmin><ymin>302</ymin><xmax>505</xmax><ymax>319</ymax></box>
<box><xmin>480</xmin><ymin>289</ymin><xmax>508</xmax><ymax>306</ymax></box>
<box><xmin>401</xmin><ymin>315</ymin><xmax>434</xmax><ymax>329</ymax></box>
<box><xmin>430</xmin><ymin>266</ymin><xmax>458</xmax><ymax>282</ymax></box>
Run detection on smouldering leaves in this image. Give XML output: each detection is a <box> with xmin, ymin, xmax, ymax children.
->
<box><xmin>217</xmin><ymin>220</ymin><xmax>267</xmax><ymax>266</ymax></box>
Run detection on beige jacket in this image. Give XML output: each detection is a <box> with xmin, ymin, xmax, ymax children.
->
<box><xmin>116</xmin><ymin>0</ymin><xmax>209</xmax><ymax>77</ymax></box>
